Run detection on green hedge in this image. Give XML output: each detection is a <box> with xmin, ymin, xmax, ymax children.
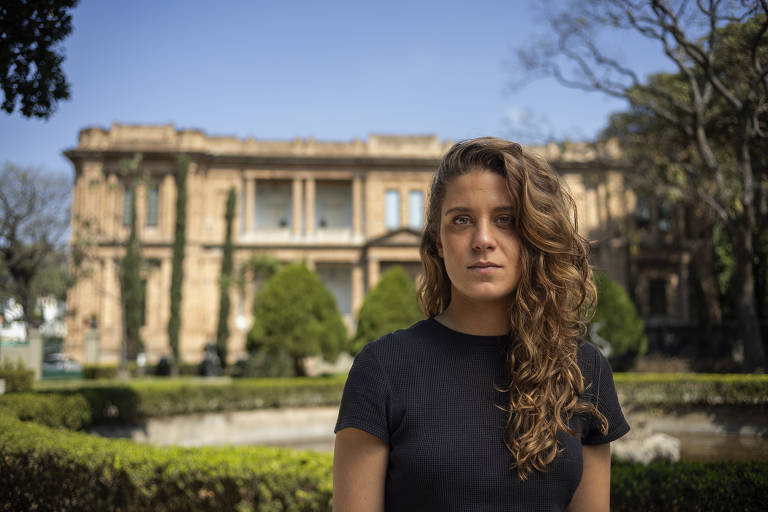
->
<box><xmin>0</xmin><ymin>358</ymin><xmax>34</xmax><ymax>392</ymax></box>
<box><xmin>1</xmin><ymin>414</ymin><xmax>765</xmax><ymax>511</ymax></box>
<box><xmin>0</xmin><ymin>414</ymin><xmax>333</xmax><ymax>512</ymax></box>
<box><xmin>18</xmin><ymin>377</ymin><xmax>347</xmax><ymax>426</ymax></box>
<box><xmin>614</xmin><ymin>373</ymin><xmax>768</xmax><ymax>406</ymax></box>
<box><xmin>611</xmin><ymin>460</ymin><xmax>767</xmax><ymax>511</ymax></box>
<box><xmin>0</xmin><ymin>393</ymin><xmax>91</xmax><ymax>430</ymax></box>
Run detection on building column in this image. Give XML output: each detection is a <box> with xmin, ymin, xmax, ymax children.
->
<box><xmin>352</xmin><ymin>175</ymin><xmax>363</xmax><ymax>237</ymax></box>
<box><xmin>292</xmin><ymin>178</ymin><xmax>303</xmax><ymax>237</ymax></box>
<box><xmin>367</xmin><ymin>258</ymin><xmax>380</xmax><ymax>289</ymax></box>
<box><xmin>305</xmin><ymin>178</ymin><xmax>316</xmax><ymax>237</ymax></box>
<box><xmin>245</xmin><ymin>178</ymin><xmax>254</xmax><ymax>234</ymax></box>
<box><xmin>352</xmin><ymin>262</ymin><xmax>364</xmax><ymax>317</ymax></box>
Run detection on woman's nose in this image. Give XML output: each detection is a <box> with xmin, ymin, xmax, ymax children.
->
<box><xmin>472</xmin><ymin>219</ymin><xmax>496</xmax><ymax>251</ymax></box>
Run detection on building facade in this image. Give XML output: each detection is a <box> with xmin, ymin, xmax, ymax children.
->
<box><xmin>64</xmin><ymin>124</ymin><xmax>693</xmax><ymax>364</ymax></box>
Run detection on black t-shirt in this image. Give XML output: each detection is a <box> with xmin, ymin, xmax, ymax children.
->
<box><xmin>335</xmin><ymin>318</ymin><xmax>630</xmax><ymax>511</ymax></box>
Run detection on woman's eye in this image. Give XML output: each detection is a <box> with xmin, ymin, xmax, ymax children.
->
<box><xmin>496</xmin><ymin>214</ymin><xmax>513</xmax><ymax>224</ymax></box>
<box><xmin>453</xmin><ymin>215</ymin><xmax>471</xmax><ymax>225</ymax></box>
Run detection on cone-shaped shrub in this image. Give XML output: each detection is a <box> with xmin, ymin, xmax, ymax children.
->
<box><xmin>352</xmin><ymin>266</ymin><xmax>422</xmax><ymax>354</ymax></box>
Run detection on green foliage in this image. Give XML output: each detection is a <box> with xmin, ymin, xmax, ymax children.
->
<box><xmin>0</xmin><ymin>411</ymin><xmax>765</xmax><ymax>511</ymax></box>
<box><xmin>27</xmin><ymin>377</ymin><xmax>346</xmax><ymax>425</ymax></box>
<box><xmin>590</xmin><ymin>272</ymin><xmax>647</xmax><ymax>370</ymax></box>
<box><xmin>168</xmin><ymin>154</ymin><xmax>189</xmax><ymax>362</ymax></box>
<box><xmin>352</xmin><ymin>266</ymin><xmax>422</xmax><ymax>354</ymax></box>
<box><xmin>0</xmin><ymin>163</ymin><xmax>72</xmax><ymax>323</ymax></box>
<box><xmin>611</xmin><ymin>460</ymin><xmax>767</xmax><ymax>511</ymax></box>
<box><xmin>119</xmin><ymin>154</ymin><xmax>145</xmax><ymax>361</ymax></box>
<box><xmin>0</xmin><ymin>358</ymin><xmax>34</xmax><ymax>392</ymax></box>
<box><xmin>0</xmin><ymin>1</ymin><xmax>78</xmax><ymax>118</ymax></box>
<box><xmin>0</xmin><ymin>414</ymin><xmax>333</xmax><ymax>511</ymax></box>
<box><xmin>0</xmin><ymin>393</ymin><xmax>91</xmax><ymax>429</ymax></box>
<box><xmin>614</xmin><ymin>373</ymin><xmax>768</xmax><ymax>406</ymax></box>
<box><xmin>248</xmin><ymin>263</ymin><xmax>347</xmax><ymax>376</ymax></box>
<box><xmin>216</xmin><ymin>187</ymin><xmax>236</xmax><ymax>367</ymax></box>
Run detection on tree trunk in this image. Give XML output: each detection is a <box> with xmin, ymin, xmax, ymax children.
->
<box><xmin>293</xmin><ymin>356</ymin><xmax>306</xmax><ymax>377</ymax></box>
<box><xmin>732</xmin><ymin>224</ymin><xmax>766</xmax><ymax>371</ymax></box>
<box><xmin>689</xmin><ymin>205</ymin><xmax>722</xmax><ymax>329</ymax></box>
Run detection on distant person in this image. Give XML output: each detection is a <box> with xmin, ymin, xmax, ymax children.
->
<box><xmin>333</xmin><ymin>138</ymin><xmax>629</xmax><ymax>511</ymax></box>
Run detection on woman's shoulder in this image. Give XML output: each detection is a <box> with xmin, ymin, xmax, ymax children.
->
<box><xmin>575</xmin><ymin>338</ymin><xmax>612</xmax><ymax>383</ymax></box>
<box><xmin>358</xmin><ymin>318</ymin><xmax>435</xmax><ymax>356</ymax></box>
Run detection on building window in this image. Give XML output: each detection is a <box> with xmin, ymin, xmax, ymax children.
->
<box><xmin>408</xmin><ymin>190</ymin><xmax>423</xmax><ymax>229</ymax></box>
<box><xmin>385</xmin><ymin>189</ymin><xmax>400</xmax><ymax>230</ymax></box>
<box><xmin>657</xmin><ymin>201</ymin><xmax>672</xmax><ymax>233</ymax></box>
<box><xmin>122</xmin><ymin>185</ymin><xmax>134</xmax><ymax>226</ymax></box>
<box><xmin>146</xmin><ymin>183</ymin><xmax>159</xmax><ymax>227</ymax></box>
<box><xmin>649</xmin><ymin>278</ymin><xmax>667</xmax><ymax>316</ymax></box>
<box><xmin>316</xmin><ymin>180</ymin><xmax>352</xmax><ymax>229</ymax></box>
<box><xmin>635</xmin><ymin>195</ymin><xmax>651</xmax><ymax>230</ymax></box>
<box><xmin>254</xmin><ymin>180</ymin><xmax>292</xmax><ymax>229</ymax></box>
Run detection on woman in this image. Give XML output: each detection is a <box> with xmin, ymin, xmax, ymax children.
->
<box><xmin>334</xmin><ymin>137</ymin><xmax>629</xmax><ymax>511</ymax></box>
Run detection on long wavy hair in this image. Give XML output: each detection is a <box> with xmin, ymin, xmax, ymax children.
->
<box><xmin>418</xmin><ymin>137</ymin><xmax>608</xmax><ymax>479</ymax></box>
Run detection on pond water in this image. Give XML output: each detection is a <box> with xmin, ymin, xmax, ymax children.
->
<box><xmin>676</xmin><ymin>432</ymin><xmax>768</xmax><ymax>462</ymax></box>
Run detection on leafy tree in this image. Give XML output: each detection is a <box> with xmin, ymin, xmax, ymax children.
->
<box><xmin>247</xmin><ymin>263</ymin><xmax>347</xmax><ymax>376</ymax></box>
<box><xmin>0</xmin><ymin>163</ymin><xmax>71</xmax><ymax>324</ymax></box>
<box><xmin>589</xmin><ymin>272</ymin><xmax>648</xmax><ymax>371</ymax></box>
<box><xmin>119</xmin><ymin>154</ymin><xmax>144</xmax><ymax>363</ymax></box>
<box><xmin>352</xmin><ymin>266</ymin><xmax>422</xmax><ymax>354</ymax></box>
<box><xmin>517</xmin><ymin>1</ymin><xmax>768</xmax><ymax>370</ymax></box>
<box><xmin>215</xmin><ymin>187</ymin><xmax>236</xmax><ymax>367</ymax></box>
<box><xmin>0</xmin><ymin>0</ymin><xmax>78</xmax><ymax>118</ymax></box>
<box><xmin>168</xmin><ymin>154</ymin><xmax>188</xmax><ymax>363</ymax></box>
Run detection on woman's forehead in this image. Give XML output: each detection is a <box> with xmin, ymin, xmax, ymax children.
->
<box><xmin>442</xmin><ymin>169</ymin><xmax>513</xmax><ymax>207</ymax></box>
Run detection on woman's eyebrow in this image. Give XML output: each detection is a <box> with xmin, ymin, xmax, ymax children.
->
<box><xmin>444</xmin><ymin>205</ymin><xmax>514</xmax><ymax>216</ymax></box>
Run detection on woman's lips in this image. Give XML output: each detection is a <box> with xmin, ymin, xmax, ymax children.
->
<box><xmin>468</xmin><ymin>262</ymin><xmax>502</xmax><ymax>273</ymax></box>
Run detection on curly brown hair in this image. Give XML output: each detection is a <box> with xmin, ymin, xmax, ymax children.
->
<box><xmin>418</xmin><ymin>137</ymin><xmax>607</xmax><ymax>479</ymax></box>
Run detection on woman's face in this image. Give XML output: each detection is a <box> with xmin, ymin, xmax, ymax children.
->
<box><xmin>436</xmin><ymin>168</ymin><xmax>522</xmax><ymax>309</ymax></box>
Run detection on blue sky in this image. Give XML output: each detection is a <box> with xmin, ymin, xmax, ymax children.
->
<box><xmin>0</xmin><ymin>0</ymin><xmax>674</xmax><ymax>177</ymax></box>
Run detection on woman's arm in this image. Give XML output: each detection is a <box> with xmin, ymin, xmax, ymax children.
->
<box><xmin>567</xmin><ymin>443</ymin><xmax>611</xmax><ymax>512</ymax></box>
<box><xmin>333</xmin><ymin>427</ymin><xmax>389</xmax><ymax>512</ymax></box>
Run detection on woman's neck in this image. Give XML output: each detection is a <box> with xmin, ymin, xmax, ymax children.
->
<box><xmin>436</xmin><ymin>299</ymin><xmax>510</xmax><ymax>336</ymax></box>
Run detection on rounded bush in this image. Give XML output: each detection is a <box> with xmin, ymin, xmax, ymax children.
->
<box><xmin>589</xmin><ymin>272</ymin><xmax>648</xmax><ymax>370</ymax></box>
<box><xmin>247</xmin><ymin>263</ymin><xmax>347</xmax><ymax>376</ymax></box>
<box><xmin>352</xmin><ymin>266</ymin><xmax>422</xmax><ymax>354</ymax></box>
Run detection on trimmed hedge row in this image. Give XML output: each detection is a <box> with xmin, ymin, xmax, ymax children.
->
<box><xmin>614</xmin><ymin>373</ymin><xmax>768</xmax><ymax>406</ymax></box>
<box><xmin>0</xmin><ymin>414</ymin><xmax>333</xmax><ymax>512</ymax></box>
<box><xmin>12</xmin><ymin>377</ymin><xmax>347</xmax><ymax>427</ymax></box>
<box><xmin>611</xmin><ymin>460</ymin><xmax>767</xmax><ymax>511</ymax></box>
<box><xmin>0</xmin><ymin>393</ymin><xmax>91</xmax><ymax>430</ymax></box>
<box><xmin>1</xmin><ymin>414</ymin><xmax>766</xmax><ymax>511</ymax></box>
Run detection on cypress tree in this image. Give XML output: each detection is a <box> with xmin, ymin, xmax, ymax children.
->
<box><xmin>168</xmin><ymin>154</ymin><xmax>188</xmax><ymax>363</ymax></box>
<box><xmin>119</xmin><ymin>153</ymin><xmax>144</xmax><ymax>364</ymax></box>
<box><xmin>215</xmin><ymin>187</ymin><xmax>236</xmax><ymax>366</ymax></box>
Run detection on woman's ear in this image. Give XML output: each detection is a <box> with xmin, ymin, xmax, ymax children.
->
<box><xmin>436</xmin><ymin>238</ymin><xmax>443</xmax><ymax>258</ymax></box>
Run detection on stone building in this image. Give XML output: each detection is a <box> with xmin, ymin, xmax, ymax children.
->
<box><xmin>63</xmin><ymin>123</ymin><xmax>692</xmax><ymax>364</ymax></box>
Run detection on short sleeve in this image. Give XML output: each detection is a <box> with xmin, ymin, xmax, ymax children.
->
<box><xmin>578</xmin><ymin>342</ymin><xmax>630</xmax><ymax>445</ymax></box>
<box><xmin>334</xmin><ymin>343</ymin><xmax>391</xmax><ymax>443</ymax></box>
